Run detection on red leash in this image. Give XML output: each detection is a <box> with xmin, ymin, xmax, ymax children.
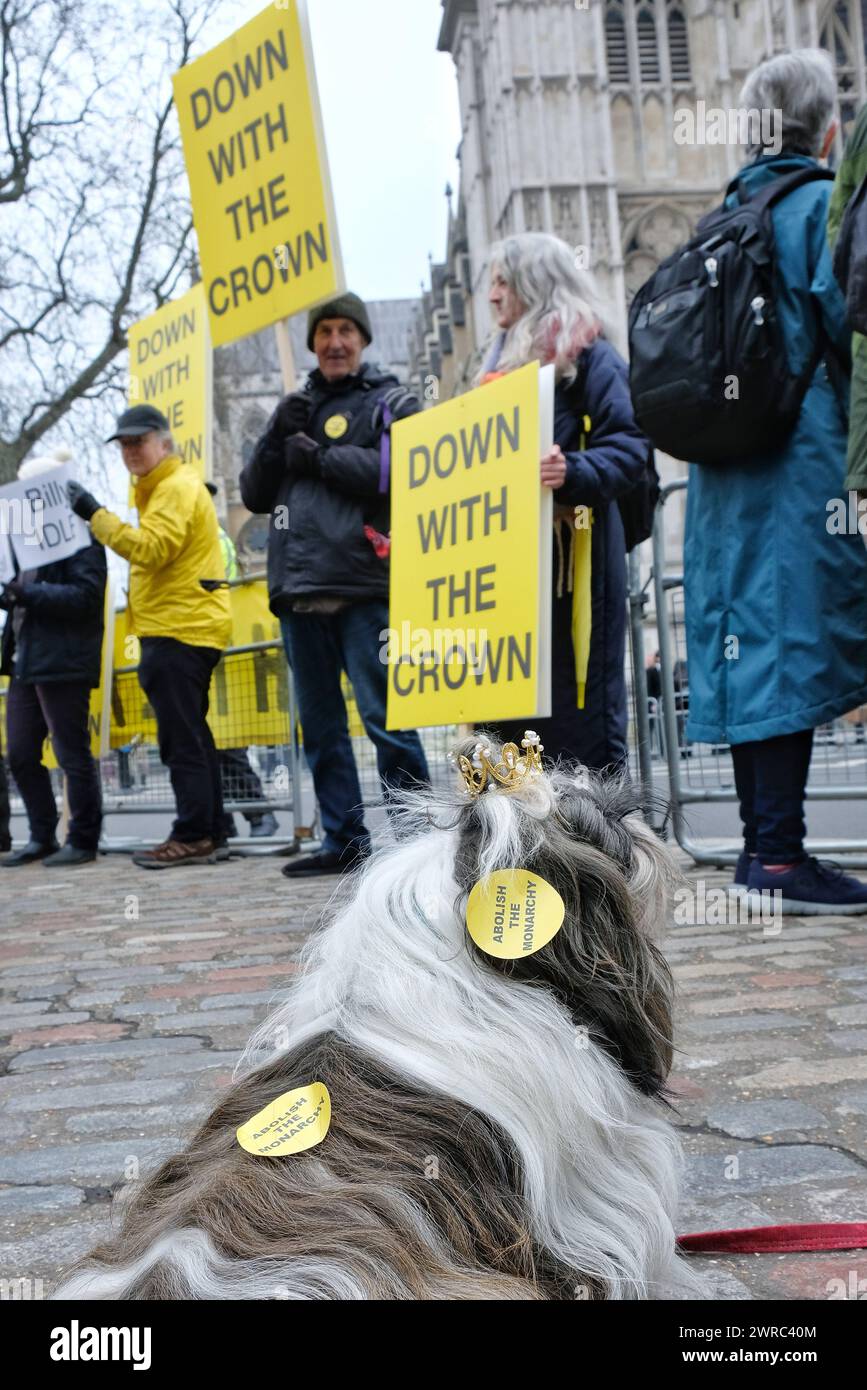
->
<box><xmin>678</xmin><ymin>1223</ymin><xmax>867</xmax><ymax>1254</ymax></box>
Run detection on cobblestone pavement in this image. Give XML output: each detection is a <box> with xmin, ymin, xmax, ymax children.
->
<box><xmin>1</xmin><ymin>850</ymin><xmax>865</xmax><ymax>1301</ymax></box>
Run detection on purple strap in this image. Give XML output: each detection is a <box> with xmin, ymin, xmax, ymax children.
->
<box><xmin>378</xmin><ymin>401</ymin><xmax>393</xmax><ymax>495</ymax></box>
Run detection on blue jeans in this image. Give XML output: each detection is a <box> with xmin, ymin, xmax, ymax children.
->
<box><xmin>281</xmin><ymin>601</ymin><xmax>430</xmax><ymax>854</ymax></box>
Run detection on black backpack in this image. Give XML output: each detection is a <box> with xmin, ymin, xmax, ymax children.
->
<box><xmin>628</xmin><ymin>167</ymin><xmax>835</xmax><ymax>464</ymax></box>
<box><xmin>832</xmin><ymin>171</ymin><xmax>867</xmax><ymax>335</ymax></box>
<box><xmin>562</xmin><ymin>352</ymin><xmax>660</xmax><ymax>551</ymax></box>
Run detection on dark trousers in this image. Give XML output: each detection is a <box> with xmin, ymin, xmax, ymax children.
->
<box><xmin>6</xmin><ymin>677</ymin><xmax>102</xmax><ymax>850</ymax></box>
<box><xmin>730</xmin><ymin>728</ymin><xmax>815</xmax><ymax>863</ymax></box>
<box><xmin>138</xmin><ymin>637</ymin><xmax>223</xmax><ymax>844</ymax></box>
<box><xmin>280</xmin><ymin>601</ymin><xmax>430</xmax><ymax>855</ymax></box>
<box><xmin>493</xmin><ymin>518</ymin><xmax>628</xmax><ymax>774</ymax></box>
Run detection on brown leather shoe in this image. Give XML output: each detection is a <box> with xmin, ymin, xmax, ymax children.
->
<box><xmin>132</xmin><ymin>838</ymin><xmax>218</xmax><ymax>870</ymax></box>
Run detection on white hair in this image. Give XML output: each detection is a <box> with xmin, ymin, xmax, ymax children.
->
<box><xmin>740</xmin><ymin>48</ymin><xmax>837</xmax><ymax>158</ymax></box>
<box><xmin>17</xmin><ymin>446</ymin><xmax>72</xmax><ymax>481</ymax></box>
<box><xmin>478</xmin><ymin>232</ymin><xmax>610</xmax><ymax>385</ymax></box>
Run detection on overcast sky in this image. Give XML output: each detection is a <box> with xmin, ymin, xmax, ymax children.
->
<box><xmin>237</xmin><ymin>0</ymin><xmax>463</xmax><ymax>300</ymax></box>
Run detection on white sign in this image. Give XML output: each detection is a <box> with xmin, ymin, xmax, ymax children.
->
<box><xmin>0</xmin><ymin>534</ymin><xmax>14</xmax><ymax>586</ymax></box>
<box><xmin>0</xmin><ymin>464</ymin><xmax>91</xmax><ymax>571</ymax></box>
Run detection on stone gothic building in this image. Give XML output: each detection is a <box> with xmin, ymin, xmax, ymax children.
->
<box><xmin>409</xmin><ymin>0</ymin><xmax>867</xmax><ymax>398</ymax></box>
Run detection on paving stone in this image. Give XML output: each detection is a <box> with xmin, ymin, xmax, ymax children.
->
<box><xmin>5</xmin><ymin>1079</ymin><xmax>190</xmax><ymax>1113</ymax></box>
<box><xmin>683</xmin><ymin>1145</ymin><xmax>862</xmax><ymax>1197</ymax></box>
<box><xmin>131</xmin><ymin>1050</ymin><xmax>240</xmax><ymax>1078</ymax></box>
<box><xmin>0</xmin><ymin>1214</ymin><xmax>114</xmax><ymax>1281</ymax></box>
<box><xmin>748</xmin><ymin>925</ymin><xmax>850</xmax><ymax>940</ymax></box>
<box><xmin>112</xmin><ymin>1000</ymin><xmax>180</xmax><ymax>1018</ymax></box>
<box><xmin>10</xmin><ymin>983</ymin><xmax>72</xmax><ymax>1000</ymax></box>
<box><xmin>681</xmin><ymin>1012</ymin><xmax>807</xmax><ymax>1036</ymax></box>
<box><xmin>689</xmin><ymin>989</ymin><xmax>828</xmax><ymax>1016</ymax></box>
<box><xmin>150</xmin><ymin>1009</ymin><xmax>260</xmax><ymax>1031</ymax></box>
<box><xmin>0</xmin><ymin>1010</ymin><xmax>90</xmax><ymax>1032</ymax></box>
<box><xmin>830</xmin><ymin>1086</ymin><xmax>867</xmax><ymax>1116</ymax></box>
<box><xmin>68</xmin><ymin>967</ymin><xmax>176</xmax><ymax>984</ymax></box>
<box><xmin>64</xmin><ymin>1102</ymin><xmax>212</xmax><ymax>1135</ymax></box>
<box><xmin>826</xmin><ymin>1002</ymin><xmax>867</xmax><ymax>1025</ymax></box>
<box><xmin>0</xmin><ymin>1138</ymin><xmax>178</xmax><ymax>1185</ymax></box>
<box><xmin>710</xmin><ymin>942</ymin><xmax>833</xmax><ymax>959</ymax></box>
<box><xmin>8</xmin><ymin>1036</ymin><xmax>207</xmax><ymax>1071</ymax></box>
<box><xmin>67</xmin><ymin>990</ymin><xmax>126</xmax><ymax>1008</ymax></box>
<box><xmin>735</xmin><ymin>1057</ymin><xmax>867</xmax><ymax>1089</ymax></box>
<box><xmin>0</xmin><ymin>1000</ymin><xmax>54</xmax><ymax>1017</ymax></box>
<box><xmin>826</xmin><ymin>1030</ymin><xmax>867</xmax><ymax>1051</ymax></box>
<box><xmin>197</xmin><ymin>990</ymin><xmax>278</xmax><ymax>1010</ymax></box>
<box><xmin>680</xmin><ymin>1038</ymin><xmax>811</xmax><ymax>1068</ymax></box>
<box><xmin>705</xmin><ymin>1100</ymin><xmax>829</xmax><ymax>1138</ymax></box>
<box><xmin>7</xmin><ymin>1022</ymin><xmax>128</xmax><ymax>1047</ymax></box>
<box><xmin>0</xmin><ymin>1185</ymin><xmax>86</xmax><ymax>1214</ymax></box>
<box><xmin>671</xmin><ymin>962</ymin><xmax>755</xmax><ymax>980</ymax></box>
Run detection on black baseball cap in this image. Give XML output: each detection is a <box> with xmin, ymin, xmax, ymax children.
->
<box><xmin>106</xmin><ymin>405</ymin><xmax>170</xmax><ymax>443</ymax></box>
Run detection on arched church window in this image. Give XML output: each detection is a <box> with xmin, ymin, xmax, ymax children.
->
<box><xmin>605</xmin><ymin>3</ymin><xmax>629</xmax><ymax>84</ymax></box>
<box><xmin>637</xmin><ymin>6</ymin><xmax>661</xmax><ymax>83</ymax></box>
<box><xmin>667</xmin><ymin>5</ymin><xmax>691</xmax><ymax>83</ymax></box>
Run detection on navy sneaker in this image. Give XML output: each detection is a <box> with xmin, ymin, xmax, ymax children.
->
<box><xmin>746</xmin><ymin>857</ymin><xmax>867</xmax><ymax>915</ymax></box>
<box><xmin>729</xmin><ymin>849</ymin><xmax>754</xmax><ymax>897</ymax></box>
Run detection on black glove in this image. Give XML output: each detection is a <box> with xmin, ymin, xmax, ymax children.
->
<box><xmin>0</xmin><ymin>580</ymin><xmax>25</xmax><ymax>611</ymax></box>
<box><xmin>276</xmin><ymin>392</ymin><xmax>312</xmax><ymax>437</ymax></box>
<box><xmin>66</xmin><ymin>480</ymin><xmax>102</xmax><ymax>521</ymax></box>
<box><xmin>284</xmin><ymin>433</ymin><xmax>323</xmax><ymax>478</ymax></box>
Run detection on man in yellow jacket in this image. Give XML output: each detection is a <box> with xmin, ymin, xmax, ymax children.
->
<box><xmin>68</xmin><ymin>405</ymin><xmax>231</xmax><ymax>869</ymax></box>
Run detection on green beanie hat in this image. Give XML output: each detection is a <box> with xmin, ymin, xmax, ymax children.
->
<box><xmin>307</xmin><ymin>292</ymin><xmax>373</xmax><ymax>351</ymax></box>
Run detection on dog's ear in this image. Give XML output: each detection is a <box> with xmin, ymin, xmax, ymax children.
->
<box><xmin>453</xmin><ymin>771</ymin><xmax>675</xmax><ymax>1098</ymax></box>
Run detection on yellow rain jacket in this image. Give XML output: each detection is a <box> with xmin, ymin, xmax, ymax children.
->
<box><xmin>90</xmin><ymin>455</ymin><xmax>232</xmax><ymax>650</ymax></box>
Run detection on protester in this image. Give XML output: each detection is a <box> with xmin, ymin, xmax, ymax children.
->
<box><xmin>1</xmin><ymin>455</ymin><xmax>106</xmax><ymax>867</ymax></box>
<box><xmin>476</xmin><ymin>232</ymin><xmax>649</xmax><ymax>772</ymax></box>
<box><xmin>68</xmin><ymin>405</ymin><xmax>232</xmax><ymax>868</ymax></box>
<box><xmin>828</xmin><ymin>99</ymin><xmax>867</xmax><ymax>522</ymax></box>
<box><xmin>240</xmin><ymin>292</ymin><xmax>430</xmax><ymax>877</ymax></box>
<box><xmin>683</xmin><ymin>49</ymin><xmax>867</xmax><ymax>913</ymax></box>
<box><xmin>205</xmin><ymin>481</ymin><xmax>278</xmax><ymax>840</ymax></box>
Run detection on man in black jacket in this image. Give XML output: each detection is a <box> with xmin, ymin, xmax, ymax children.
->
<box><xmin>0</xmin><ymin>538</ymin><xmax>107</xmax><ymax>867</ymax></box>
<box><xmin>240</xmin><ymin>292</ymin><xmax>429</xmax><ymax>877</ymax></box>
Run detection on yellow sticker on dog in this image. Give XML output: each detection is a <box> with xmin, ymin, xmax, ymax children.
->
<box><xmin>466</xmin><ymin>869</ymin><xmax>565</xmax><ymax>959</ymax></box>
<box><xmin>237</xmin><ymin>1083</ymin><xmax>331</xmax><ymax>1157</ymax></box>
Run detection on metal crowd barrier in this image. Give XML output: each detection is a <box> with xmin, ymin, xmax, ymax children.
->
<box><xmin>101</xmin><ymin>638</ymin><xmax>306</xmax><ymax>855</ymax></box>
<box><xmin>651</xmin><ymin>477</ymin><xmax>867</xmax><ymax>868</ymax></box>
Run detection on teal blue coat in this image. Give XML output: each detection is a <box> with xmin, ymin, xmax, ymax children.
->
<box><xmin>684</xmin><ymin>153</ymin><xmax>867</xmax><ymax>745</ymax></box>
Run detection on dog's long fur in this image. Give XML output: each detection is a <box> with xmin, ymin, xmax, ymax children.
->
<box><xmin>56</xmin><ymin>743</ymin><xmax>702</xmax><ymax>1300</ymax></box>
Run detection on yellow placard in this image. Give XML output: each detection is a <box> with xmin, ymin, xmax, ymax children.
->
<box><xmin>237</xmin><ymin>1082</ymin><xmax>331</xmax><ymax>1157</ymax></box>
<box><xmin>172</xmin><ymin>2</ymin><xmax>344</xmax><ymax>348</ymax></box>
<box><xmin>387</xmin><ymin>363</ymin><xmax>546</xmax><ymax>729</ymax></box>
<box><xmin>466</xmin><ymin>869</ymin><xmax>565</xmax><ymax>960</ymax></box>
<box><xmin>126</xmin><ymin>284</ymin><xmax>212</xmax><ymax>489</ymax></box>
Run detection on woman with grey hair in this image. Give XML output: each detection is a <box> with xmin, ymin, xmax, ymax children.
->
<box><xmin>478</xmin><ymin>232</ymin><xmax>649</xmax><ymax>772</ymax></box>
<box><xmin>684</xmin><ymin>48</ymin><xmax>867</xmax><ymax>914</ymax></box>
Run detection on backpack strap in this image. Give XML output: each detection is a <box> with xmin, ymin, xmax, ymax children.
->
<box><xmin>726</xmin><ymin>163</ymin><xmax>835</xmax><ymax>211</ymax></box>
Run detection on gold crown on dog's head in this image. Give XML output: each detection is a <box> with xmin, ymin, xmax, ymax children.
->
<box><xmin>450</xmin><ymin>731</ymin><xmax>544</xmax><ymax>797</ymax></box>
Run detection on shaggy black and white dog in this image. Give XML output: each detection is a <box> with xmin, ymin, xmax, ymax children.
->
<box><xmin>57</xmin><ymin>738</ymin><xmax>701</xmax><ymax>1300</ymax></box>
